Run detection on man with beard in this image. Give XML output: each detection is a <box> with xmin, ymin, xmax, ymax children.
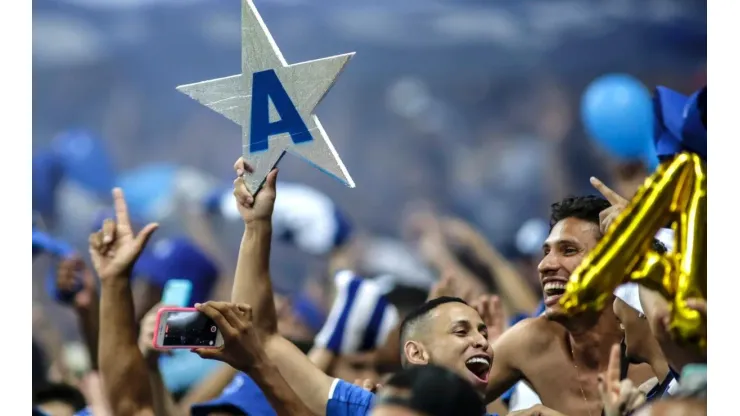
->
<box><xmin>484</xmin><ymin>193</ymin><xmax>656</xmax><ymax>416</ymax></box>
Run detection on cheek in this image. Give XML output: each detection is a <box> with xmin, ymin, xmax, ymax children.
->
<box><xmin>563</xmin><ymin>254</ymin><xmax>586</xmax><ymax>273</ymax></box>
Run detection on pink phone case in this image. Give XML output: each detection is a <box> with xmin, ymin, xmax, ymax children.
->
<box><xmin>152</xmin><ymin>307</ymin><xmax>222</xmax><ymax>350</ymax></box>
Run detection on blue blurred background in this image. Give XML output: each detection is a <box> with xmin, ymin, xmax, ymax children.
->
<box><xmin>32</xmin><ymin>0</ymin><xmax>706</xmax><ymax>342</ymax></box>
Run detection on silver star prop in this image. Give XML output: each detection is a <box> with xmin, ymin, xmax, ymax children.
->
<box><xmin>177</xmin><ymin>0</ymin><xmax>355</xmax><ymax>194</ymax></box>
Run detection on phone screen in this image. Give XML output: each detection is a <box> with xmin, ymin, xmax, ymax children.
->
<box><xmin>162</xmin><ymin>311</ymin><xmax>219</xmax><ymax>347</ymax></box>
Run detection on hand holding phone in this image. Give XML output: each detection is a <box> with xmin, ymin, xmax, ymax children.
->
<box><xmin>153</xmin><ymin>307</ymin><xmax>224</xmax><ymax>350</ymax></box>
<box><xmin>189</xmin><ymin>301</ymin><xmax>266</xmax><ymax>372</ymax></box>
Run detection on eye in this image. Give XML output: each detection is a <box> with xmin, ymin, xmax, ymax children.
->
<box><xmin>563</xmin><ymin>246</ymin><xmax>578</xmax><ymax>255</ymax></box>
<box><xmin>454</xmin><ymin>329</ymin><xmax>467</xmax><ymax>336</ymax></box>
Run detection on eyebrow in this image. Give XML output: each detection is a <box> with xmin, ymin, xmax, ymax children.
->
<box><xmin>542</xmin><ymin>238</ymin><xmax>580</xmax><ymax>250</ymax></box>
<box><xmin>450</xmin><ymin>319</ymin><xmax>471</xmax><ymax>328</ymax></box>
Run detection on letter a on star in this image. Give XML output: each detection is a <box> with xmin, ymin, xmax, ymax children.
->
<box><xmin>176</xmin><ymin>0</ymin><xmax>355</xmax><ymax>194</ymax></box>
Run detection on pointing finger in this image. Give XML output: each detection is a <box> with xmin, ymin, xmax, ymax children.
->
<box><xmin>590</xmin><ymin>177</ymin><xmax>627</xmax><ymax>206</ymax></box>
<box><xmin>112</xmin><ymin>188</ymin><xmax>133</xmax><ymax>232</ymax></box>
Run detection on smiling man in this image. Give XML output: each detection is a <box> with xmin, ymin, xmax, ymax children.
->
<box><xmin>484</xmin><ymin>195</ymin><xmax>655</xmax><ymax>416</ymax></box>
<box><xmin>399</xmin><ymin>297</ymin><xmax>493</xmax><ymax>391</ymax></box>
<box><xmin>221</xmin><ymin>158</ymin><xmax>499</xmax><ymax>416</ymax></box>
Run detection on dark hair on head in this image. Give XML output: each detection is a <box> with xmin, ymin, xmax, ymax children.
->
<box><xmin>399</xmin><ymin>297</ymin><xmax>468</xmax><ymax>365</ymax></box>
<box><xmin>385</xmin><ymin>285</ymin><xmax>432</xmax><ymax>318</ymax></box>
<box><xmin>380</xmin><ymin>364</ymin><xmax>485</xmax><ymax>416</ymax></box>
<box><xmin>33</xmin><ymin>383</ymin><xmax>87</xmax><ymax>412</ymax></box>
<box><xmin>550</xmin><ymin>195</ymin><xmax>611</xmax><ymax>230</ymax></box>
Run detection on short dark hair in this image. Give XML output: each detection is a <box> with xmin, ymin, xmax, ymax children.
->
<box><xmin>399</xmin><ymin>297</ymin><xmax>468</xmax><ymax>365</ymax></box>
<box><xmin>551</xmin><ymin>195</ymin><xmax>670</xmax><ymax>253</ymax></box>
<box><xmin>549</xmin><ymin>195</ymin><xmax>611</xmax><ymax>230</ymax></box>
<box><xmin>33</xmin><ymin>383</ymin><xmax>87</xmax><ymax>412</ymax></box>
<box><xmin>379</xmin><ymin>364</ymin><xmax>485</xmax><ymax>416</ymax></box>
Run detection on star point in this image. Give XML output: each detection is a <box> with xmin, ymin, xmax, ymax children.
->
<box><xmin>177</xmin><ymin>0</ymin><xmax>355</xmax><ymax>194</ymax></box>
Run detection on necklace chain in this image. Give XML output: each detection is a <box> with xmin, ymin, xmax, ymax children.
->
<box><xmin>571</xmin><ymin>344</ymin><xmax>594</xmax><ymax>416</ymax></box>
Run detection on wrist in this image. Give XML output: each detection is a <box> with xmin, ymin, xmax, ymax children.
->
<box><xmin>100</xmin><ymin>275</ymin><xmax>131</xmax><ymax>288</ymax></box>
<box><xmin>243</xmin><ymin>354</ymin><xmax>274</xmax><ymax>376</ymax></box>
<box><xmin>245</xmin><ymin>220</ymin><xmax>272</xmax><ymax>235</ymax></box>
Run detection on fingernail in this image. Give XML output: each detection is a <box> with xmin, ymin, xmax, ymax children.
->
<box><xmin>103</xmin><ymin>235</ymin><xmax>112</xmax><ymax>243</ymax></box>
<box><xmin>194</xmin><ymin>303</ymin><xmax>201</xmax><ymax>308</ymax></box>
<box><xmin>237</xmin><ymin>169</ymin><xmax>244</xmax><ymax>176</ymax></box>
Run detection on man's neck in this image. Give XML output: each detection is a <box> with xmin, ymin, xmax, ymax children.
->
<box><xmin>645</xmin><ymin>348</ymin><xmax>671</xmax><ymax>382</ymax></box>
<box><xmin>564</xmin><ymin>309</ymin><xmax>622</xmax><ymax>370</ymax></box>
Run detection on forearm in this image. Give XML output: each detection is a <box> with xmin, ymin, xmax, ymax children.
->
<box><xmin>263</xmin><ymin>334</ymin><xmax>335</xmax><ymax>416</ymax></box>
<box><xmin>146</xmin><ymin>358</ymin><xmax>183</xmax><ymax>416</ymax></box>
<box><xmin>247</xmin><ymin>359</ymin><xmax>316</xmax><ymax>416</ymax></box>
<box><xmin>99</xmin><ymin>277</ymin><xmax>154</xmax><ymax>414</ymax></box>
<box><xmin>75</xmin><ymin>299</ymin><xmax>101</xmax><ymax>370</ymax></box>
<box><xmin>232</xmin><ymin>221</ymin><xmax>278</xmax><ymax>334</ymax></box>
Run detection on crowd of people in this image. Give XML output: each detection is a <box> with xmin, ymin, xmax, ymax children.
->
<box><xmin>32</xmin><ymin>115</ymin><xmax>708</xmax><ymax>416</ymax></box>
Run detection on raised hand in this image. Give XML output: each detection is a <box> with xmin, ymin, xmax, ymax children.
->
<box><xmin>139</xmin><ymin>303</ymin><xmax>171</xmax><ymax>361</ymax></box>
<box><xmin>598</xmin><ymin>344</ymin><xmax>646</xmax><ymax>416</ymax></box>
<box><xmin>55</xmin><ymin>257</ymin><xmax>97</xmax><ymax>309</ymax></box>
<box><xmin>88</xmin><ymin>188</ymin><xmax>159</xmax><ymax>280</ymax></box>
<box><xmin>590</xmin><ymin>177</ymin><xmax>629</xmax><ymax>235</ymax></box>
<box><xmin>192</xmin><ymin>301</ymin><xmax>265</xmax><ymax>371</ymax></box>
<box><xmin>470</xmin><ymin>295</ymin><xmax>506</xmax><ymax>343</ymax></box>
<box><xmin>232</xmin><ymin>157</ymin><xmax>278</xmax><ymax>224</ymax></box>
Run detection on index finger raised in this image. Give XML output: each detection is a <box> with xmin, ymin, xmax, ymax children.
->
<box><xmin>111</xmin><ymin>188</ymin><xmax>132</xmax><ymax>230</ymax></box>
<box><xmin>590</xmin><ymin>177</ymin><xmax>627</xmax><ymax>206</ymax></box>
<box><xmin>605</xmin><ymin>343</ymin><xmax>622</xmax><ymax>387</ymax></box>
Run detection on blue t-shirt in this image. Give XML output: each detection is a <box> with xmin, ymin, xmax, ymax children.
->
<box><xmin>326</xmin><ymin>379</ymin><xmax>497</xmax><ymax>416</ymax></box>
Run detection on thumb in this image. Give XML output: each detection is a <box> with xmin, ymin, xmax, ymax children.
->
<box><xmin>134</xmin><ymin>223</ymin><xmax>159</xmax><ymax>251</ymax></box>
<box><xmin>192</xmin><ymin>348</ymin><xmax>221</xmax><ymax>361</ymax></box>
<box><xmin>265</xmin><ymin>168</ymin><xmax>279</xmax><ymax>191</ymax></box>
<box><xmin>597</xmin><ymin>375</ymin><xmax>609</xmax><ymax>401</ymax></box>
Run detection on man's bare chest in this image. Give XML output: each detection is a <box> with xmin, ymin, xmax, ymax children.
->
<box><xmin>518</xmin><ymin>350</ymin><xmax>604</xmax><ymax>416</ymax></box>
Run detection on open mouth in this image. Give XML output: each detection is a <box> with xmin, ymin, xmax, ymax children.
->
<box><xmin>465</xmin><ymin>355</ymin><xmax>491</xmax><ymax>383</ymax></box>
<box><xmin>543</xmin><ymin>281</ymin><xmax>567</xmax><ymax>305</ymax></box>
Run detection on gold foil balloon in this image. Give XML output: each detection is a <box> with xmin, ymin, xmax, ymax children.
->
<box><xmin>560</xmin><ymin>152</ymin><xmax>706</xmax><ymax>348</ymax></box>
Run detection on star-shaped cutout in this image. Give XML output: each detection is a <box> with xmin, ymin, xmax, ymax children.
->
<box><xmin>177</xmin><ymin>0</ymin><xmax>355</xmax><ymax>193</ymax></box>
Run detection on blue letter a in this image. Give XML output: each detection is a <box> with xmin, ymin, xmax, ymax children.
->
<box><xmin>249</xmin><ymin>69</ymin><xmax>312</xmax><ymax>153</ymax></box>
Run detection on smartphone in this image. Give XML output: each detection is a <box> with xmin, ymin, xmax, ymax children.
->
<box><xmin>153</xmin><ymin>307</ymin><xmax>223</xmax><ymax>349</ymax></box>
<box><xmin>161</xmin><ymin>279</ymin><xmax>193</xmax><ymax>308</ymax></box>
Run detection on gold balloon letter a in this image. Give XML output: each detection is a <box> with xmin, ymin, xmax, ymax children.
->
<box><xmin>560</xmin><ymin>152</ymin><xmax>706</xmax><ymax>347</ymax></box>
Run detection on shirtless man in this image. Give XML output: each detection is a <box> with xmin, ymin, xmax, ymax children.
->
<box><xmin>485</xmin><ymin>192</ymin><xmax>655</xmax><ymax>416</ymax></box>
<box><xmin>218</xmin><ymin>159</ymin><xmax>650</xmax><ymax>416</ymax></box>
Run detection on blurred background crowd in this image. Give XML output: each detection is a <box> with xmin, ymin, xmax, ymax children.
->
<box><xmin>32</xmin><ymin>0</ymin><xmax>706</xmax><ymax>414</ymax></box>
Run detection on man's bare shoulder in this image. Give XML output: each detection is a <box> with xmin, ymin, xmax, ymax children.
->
<box><xmin>496</xmin><ymin>315</ymin><xmax>561</xmax><ymax>351</ymax></box>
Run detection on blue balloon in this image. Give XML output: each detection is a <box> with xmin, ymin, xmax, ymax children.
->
<box><xmin>51</xmin><ymin>130</ymin><xmax>117</xmax><ymax>198</ymax></box>
<box><xmin>581</xmin><ymin>74</ymin><xmax>654</xmax><ymax>160</ymax></box>
<box><xmin>116</xmin><ymin>163</ymin><xmax>178</xmax><ymax>221</ymax></box>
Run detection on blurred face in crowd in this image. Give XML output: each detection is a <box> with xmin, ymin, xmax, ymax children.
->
<box><xmin>274</xmin><ymin>294</ymin><xmax>315</xmax><ymax>342</ymax></box>
<box><xmin>613</xmin><ymin>298</ymin><xmax>653</xmax><ymax>364</ymax></box>
<box><xmin>538</xmin><ymin>217</ymin><xmax>600</xmax><ymax>318</ymax></box>
<box><xmin>406</xmin><ymin>302</ymin><xmax>492</xmax><ymax>393</ymax></box>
